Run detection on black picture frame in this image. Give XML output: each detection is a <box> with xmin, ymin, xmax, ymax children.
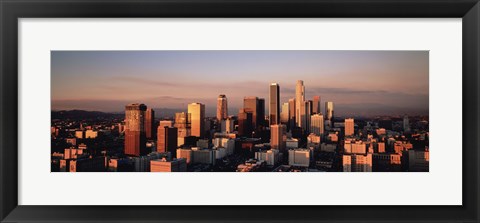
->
<box><xmin>1</xmin><ymin>0</ymin><xmax>479</xmax><ymax>222</ymax></box>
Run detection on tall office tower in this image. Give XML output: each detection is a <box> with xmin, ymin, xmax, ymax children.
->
<box><xmin>174</xmin><ymin>112</ymin><xmax>191</xmax><ymax>137</ymax></box>
<box><xmin>269</xmin><ymin>83</ymin><xmax>280</xmax><ymax>125</ymax></box>
<box><xmin>144</xmin><ymin>108</ymin><xmax>155</xmax><ymax>139</ymax></box>
<box><xmin>157</xmin><ymin>120</ymin><xmax>173</xmax><ymax>151</ymax></box>
<box><xmin>258</xmin><ymin>98</ymin><xmax>266</xmax><ymax>127</ymax></box>
<box><xmin>124</xmin><ymin>103</ymin><xmax>147</xmax><ymax>156</ymax></box>
<box><xmin>238</xmin><ymin>109</ymin><xmax>253</xmax><ymax>137</ymax></box>
<box><xmin>288</xmin><ymin>98</ymin><xmax>296</xmax><ymax>131</ymax></box>
<box><xmin>188</xmin><ymin>103</ymin><xmax>205</xmax><ymax>138</ymax></box>
<box><xmin>313</xmin><ymin>96</ymin><xmax>321</xmax><ymax>114</ymax></box>
<box><xmin>280</xmin><ymin>102</ymin><xmax>289</xmax><ymax>125</ymax></box>
<box><xmin>216</xmin><ymin>94</ymin><xmax>228</xmax><ymax>122</ymax></box>
<box><xmin>345</xmin><ymin>118</ymin><xmax>354</xmax><ymax>136</ymax></box>
<box><xmin>270</xmin><ymin>124</ymin><xmax>287</xmax><ymax>152</ymax></box>
<box><xmin>157</xmin><ymin>121</ymin><xmax>173</xmax><ymax>151</ymax></box>
<box><xmin>295</xmin><ymin>80</ymin><xmax>305</xmax><ymax>127</ymax></box>
<box><xmin>325</xmin><ymin>101</ymin><xmax>334</xmax><ymax>122</ymax></box>
<box><xmin>244</xmin><ymin>96</ymin><xmax>259</xmax><ymax>129</ymax></box>
<box><xmin>403</xmin><ymin>115</ymin><xmax>410</xmax><ymax>132</ymax></box>
<box><xmin>305</xmin><ymin>100</ymin><xmax>313</xmax><ymax>133</ymax></box>
<box><xmin>311</xmin><ymin>114</ymin><xmax>324</xmax><ymax>135</ymax></box>
<box><xmin>157</xmin><ymin>125</ymin><xmax>178</xmax><ymax>156</ymax></box>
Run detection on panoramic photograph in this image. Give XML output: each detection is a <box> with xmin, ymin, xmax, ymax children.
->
<box><xmin>50</xmin><ymin>50</ymin><xmax>429</xmax><ymax>172</ymax></box>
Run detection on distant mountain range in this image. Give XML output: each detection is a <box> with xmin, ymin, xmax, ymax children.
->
<box><xmin>51</xmin><ymin>110</ymin><xmax>123</xmax><ymax>120</ymax></box>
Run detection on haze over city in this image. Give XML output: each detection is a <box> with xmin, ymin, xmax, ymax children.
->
<box><xmin>51</xmin><ymin>50</ymin><xmax>428</xmax><ymax>117</ymax></box>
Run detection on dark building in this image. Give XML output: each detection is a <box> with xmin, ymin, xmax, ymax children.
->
<box><xmin>269</xmin><ymin>83</ymin><xmax>280</xmax><ymax>125</ymax></box>
<box><xmin>69</xmin><ymin>157</ymin><xmax>106</xmax><ymax>172</ymax></box>
<box><xmin>238</xmin><ymin>109</ymin><xmax>253</xmax><ymax>137</ymax></box>
<box><xmin>124</xmin><ymin>103</ymin><xmax>147</xmax><ymax>156</ymax></box>
<box><xmin>258</xmin><ymin>98</ymin><xmax>266</xmax><ymax>127</ymax></box>
<box><xmin>145</xmin><ymin>108</ymin><xmax>155</xmax><ymax>139</ymax></box>
<box><xmin>244</xmin><ymin>96</ymin><xmax>265</xmax><ymax>130</ymax></box>
<box><xmin>288</xmin><ymin>98</ymin><xmax>296</xmax><ymax>131</ymax></box>
<box><xmin>379</xmin><ymin>119</ymin><xmax>393</xmax><ymax>130</ymax></box>
<box><xmin>157</xmin><ymin>126</ymin><xmax>178</xmax><ymax>157</ymax></box>
<box><xmin>235</xmin><ymin>138</ymin><xmax>262</xmax><ymax>155</ymax></box>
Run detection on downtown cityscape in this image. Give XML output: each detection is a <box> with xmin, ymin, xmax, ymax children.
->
<box><xmin>51</xmin><ymin>51</ymin><xmax>429</xmax><ymax>172</ymax></box>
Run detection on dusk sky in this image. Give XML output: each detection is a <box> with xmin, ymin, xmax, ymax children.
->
<box><xmin>51</xmin><ymin>51</ymin><xmax>428</xmax><ymax>117</ymax></box>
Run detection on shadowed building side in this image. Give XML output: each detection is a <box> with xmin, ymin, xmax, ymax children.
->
<box><xmin>145</xmin><ymin>108</ymin><xmax>155</xmax><ymax>139</ymax></box>
<box><xmin>269</xmin><ymin>83</ymin><xmax>280</xmax><ymax>125</ymax></box>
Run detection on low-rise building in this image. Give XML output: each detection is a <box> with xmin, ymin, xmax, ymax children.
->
<box><xmin>343</xmin><ymin>153</ymin><xmax>372</xmax><ymax>172</ymax></box>
<box><xmin>150</xmin><ymin>158</ymin><xmax>187</xmax><ymax>172</ymax></box>
<box><xmin>288</xmin><ymin>149</ymin><xmax>310</xmax><ymax>167</ymax></box>
<box><xmin>255</xmin><ymin>149</ymin><xmax>279</xmax><ymax>166</ymax></box>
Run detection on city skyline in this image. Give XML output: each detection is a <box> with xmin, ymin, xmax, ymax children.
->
<box><xmin>51</xmin><ymin>51</ymin><xmax>429</xmax><ymax>173</ymax></box>
<box><xmin>51</xmin><ymin>50</ymin><xmax>429</xmax><ymax>117</ymax></box>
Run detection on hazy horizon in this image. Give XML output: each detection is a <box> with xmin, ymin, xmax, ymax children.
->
<box><xmin>51</xmin><ymin>50</ymin><xmax>429</xmax><ymax>117</ymax></box>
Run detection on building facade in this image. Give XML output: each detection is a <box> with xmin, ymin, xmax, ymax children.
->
<box><xmin>145</xmin><ymin>108</ymin><xmax>155</xmax><ymax>139</ymax></box>
<box><xmin>270</xmin><ymin>124</ymin><xmax>287</xmax><ymax>152</ymax></box>
<box><xmin>188</xmin><ymin>103</ymin><xmax>205</xmax><ymax>138</ymax></box>
<box><xmin>269</xmin><ymin>83</ymin><xmax>280</xmax><ymax>125</ymax></box>
<box><xmin>295</xmin><ymin>80</ymin><xmax>305</xmax><ymax>128</ymax></box>
<box><xmin>124</xmin><ymin>103</ymin><xmax>147</xmax><ymax>156</ymax></box>
<box><xmin>216</xmin><ymin>94</ymin><xmax>228</xmax><ymax>122</ymax></box>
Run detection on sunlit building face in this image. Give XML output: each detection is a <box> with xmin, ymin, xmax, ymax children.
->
<box><xmin>188</xmin><ymin>103</ymin><xmax>205</xmax><ymax>138</ymax></box>
<box><xmin>216</xmin><ymin>94</ymin><xmax>228</xmax><ymax>122</ymax></box>
<box><xmin>124</xmin><ymin>103</ymin><xmax>147</xmax><ymax>156</ymax></box>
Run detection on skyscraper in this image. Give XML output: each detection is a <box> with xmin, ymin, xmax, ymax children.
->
<box><xmin>174</xmin><ymin>112</ymin><xmax>191</xmax><ymax>137</ymax></box>
<box><xmin>124</xmin><ymin>103</ymin><xmax>147</xmax><ymax>156</ymax></box>
<box><xmin>311</xmin><ymin>114</ymin><xmax>324</xmax><ymax>135</ymax></box>
<box><xmin>244</xmin><ymin>96</ymin><xmax>260</xmax><ymax>129</ymax></box>
<box><xmin>288</xmin><ymin>98</ymin><xmax>296</xmax><ymax>131</ymax></box>
<box><xmin>157</xmin><ymin>123</ymin><xmax>178</xmax><ymax>157</ymax></box>
<box><xmin>269</xmin><ymin>83</ymin><xmax>280</xmax><ymax>125</ymax></box>
<box><xmin>188</xmin><ymin>103</ymin><xmax>205</xmax><ymax>138</ymax></box>
<box><xmin>145</xmin><ymin>108</ymin><xmax>155</xmax><ymax>139</ymax></box>
<box><xmin>216</xmin><ymin>94</ymin><xmax>228</xmax><ymax>122</ymax></box>
<box><xmin>325</xmin><ymin>101</ymin><xmax>334</xmax><ymax>121</ymax></box>
<box><xmin>313</xmin><ymin>96</ymin><xmax>321</xmax><ymax>114</ymax></box>
<box><xmin>305</xmin><ymin>100</ymin><xmax>313</xmax><ymax>133</ymax></box>
<box><xmin>258</xmin><ymin>98</ymin><xmax>266</xmax><ymax>127</ymax></box>
<box><xmin>345</xmin><ymin>118</ymin><xmax>354</xmax><ymax>136</ymax></box>
<box><xmin>280</xmin><ymin>102</ymin><xmax>289</xmax><ymax>125</ymax></box>
<box><xmin>295</xmin><ymin>80</ymin><xmax>305</xmax><ymax>127</ymax></box>
<box><xmin>270</xmin><ymin>124</ymin><xmax>287</xmax><ymax>152</ymax></box>
<box><xmin>238</xmin><ymin>109</ymin><xmax>253</xmax><ymax>137</ymax></box>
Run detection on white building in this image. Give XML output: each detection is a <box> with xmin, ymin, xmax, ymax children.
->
<box><xmin>255</xmin><ymin>149</ymin><xmax>279</xmax><ymax>166</ymax></box>
<box><xmin>288</xmin><ymin>149</ymin><xmax>310</xmax><ymax>167</ymax></box>
<box><xmin>286</xmin><ymin>138</ymin><xmax>299</xmax><ymax>149</ymax></box>
<box><xmin>221</xmin><ymin>118</ymin><xmax>234</xmax><ymax>133</ymax></box>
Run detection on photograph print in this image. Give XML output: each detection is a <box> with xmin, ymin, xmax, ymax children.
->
<box><xmin>50</xmin><ymin>50</ymin><xmax>429</xmax><ymax>172</ymax></box>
